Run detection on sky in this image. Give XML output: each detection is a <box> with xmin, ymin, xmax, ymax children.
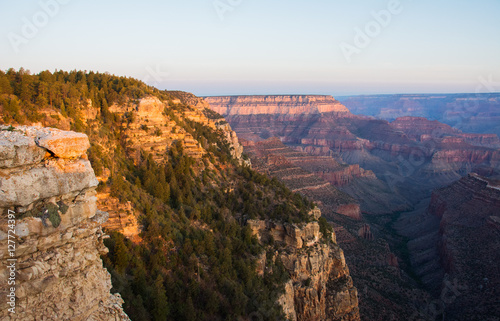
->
<box><xmin>1</xmin><ymin>0</ymin><xmax>499</xmax><ymax>96</ymax></box>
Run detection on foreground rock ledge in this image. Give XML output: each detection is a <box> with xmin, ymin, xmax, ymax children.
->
<box><xmin>0</xmin><ymin>126</ymin><xmax>129</xmax><ymax>321</ymax></box>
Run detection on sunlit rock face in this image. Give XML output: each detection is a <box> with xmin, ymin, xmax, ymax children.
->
<box><xmin>248</xmin><ymin>210</ymin><xmax>360</xmax><ymax>321</ymax></box>
<box><xmin>0</xmin><ymin>126</ymin><xmax>129</xmax><ymax>321</ymax></box>
<box><xmin>205</xmin><ymin>95</ymin><xmax>350</xmax><ymax>116</ymax></box>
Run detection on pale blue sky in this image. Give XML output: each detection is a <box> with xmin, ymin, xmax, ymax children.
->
<box><xmin>1</xmin><ymin>0</ymin><xmax>499</xmax><ymax>96</ymax></box>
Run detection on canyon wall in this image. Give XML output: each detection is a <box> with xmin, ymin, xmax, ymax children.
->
<box><xmin>205</xmin><ymin>95</ymin><xmax>350</xmax><ymax>116</ymax></box>
<box><xmin>390</xmin><ymin>116</ymin><xmax>500</xmax><ymax>148</ymax></box>
<box><xmin>397</xmin><ymin>174</ymin><xmax>500</xmax><ymax>320</ymax></box>
<box><xmin>247</xmin><ymin>209</ymin><xmax>360</xmax><ymax>321</ymax></box>
<box><xmin>338</xmin><ymin>93</ymin><xmax>500</xmax><ymax>137</ymax></box>
<box><xmin>106</xmin><ymin>96</ymin><xmax>246</xmax><ymax>164</ymax></box>
<box><xmin>427</xmin><ymin>173</ymin><xmax>500</xmax><ymax>320</ymax></box>
<box><xmin>242</xmin><ymin>138</ymin><xmax>363</xmax><ymax>220</ymax></box>
<box><xmin>0</xmin><ymin>126</ymin><xmax>129</xmax><ymax>321</ymax></box>
<box><xmin>207</xmin><ymin>96</ymin><xmax>500</xmax><ymax>213</ymax></box>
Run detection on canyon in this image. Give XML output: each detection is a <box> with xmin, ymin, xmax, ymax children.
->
<box><xmin>96</xmin><ymin>93</ymin><xmax>362</xmax><ymax>320</ymax></box>
<box><xmin>242</xmin><ymin>137</ymin><xmax>364</xmax><ymax>220</ymax></box>
<box><xmin>0</xmin><ymin>70</ymin><xmax>363</xmax><ymax>321</ymax></box>
<box><xmin>0</xmin><ymin>126</ymin><xmax>129</xmax><ymax>321</ymax></box>
<box><xmin>3</xmin><ymin>68</ymin><xmax>498</xmax><ymax>320</ymax></box>
<box><xmin>206</xmin><ymin>95</ymin><xmax>500</xmax><ymax>213</ymax></box>
<box><xmin>396</xmin><ymin>173</ymin><xmax>500</xmax><ymax>320</ymax></box>
<box><xmin>206</xmin><ymin>94</ymin><xmax>500</xmax><ymax>320</ymax></box>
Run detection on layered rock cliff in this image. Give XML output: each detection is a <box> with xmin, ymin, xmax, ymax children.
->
<box><xmin>207</xmin><ymin>95</ymin><xmax>500</xmax><ymax>213</ymax></box>
<box><xmin>242</xmin><ymin>137</ymin><xmax>363</xmax><ymax>220</ymax></box>
<box><xmin>205</xmin><ymin>95</ymin><xmax>350</xmax><ymax>116</ymax></box>
<box><xmin>390</xmin><ymin>116</ymin><xmax>500</xmax><ymax>148</ymax></box>
<box><xmin>247</xmin><ymin>209</ymin><xmax>360</xmax><ymax>321</ymax></box>
<box><xmin>0</xmin><ymin>126</ymin><xmax>129</xmax><ymax>320</ymax></box>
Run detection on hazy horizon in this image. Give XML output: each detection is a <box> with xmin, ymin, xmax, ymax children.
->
<box><xmin>1</xmin><ymin>0</ymin><xmax>499</xmax><ymax>96</ymax></box>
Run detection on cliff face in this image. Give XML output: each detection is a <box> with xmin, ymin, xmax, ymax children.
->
<box><xmin>425</xmin><ymin>174</ymin><xmax>500</xmax><ymax>320</ymax></box>
<box><xmin>247</xmin><ymin>210</ymin><xmax>360</xmax><ymax>321</ymax></box>
<box><xmin>0</xmin><ymin>126</ymin><xmax>129</xmax><ymax>320</ymax></box>
<box><xmin>205</xmin><ymin>95</ymin><xmax>350</xmax><ymax>116</ymax></box>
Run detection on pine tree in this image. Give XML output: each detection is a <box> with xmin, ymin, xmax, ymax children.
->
<box><xmin>152</xmin><ymin>275</ymin><xmax>170</xmax><ymax>320</ymax></box>
<box><xmin>114</xmin><ymin>237</ymin><xmax>129</xmax><ymax>274</ymax></box>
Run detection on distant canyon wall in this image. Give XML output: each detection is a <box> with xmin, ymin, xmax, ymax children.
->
<box><xmin>205</xmin><ymin>95</ymin><xmax>350</xmax><ymax>116</ymax></box>
<box><xmin>207</xmin><ymin>95</ymin><xmax>500</xmax><ymax>213</ymax></box>
<box><xmin>338</xmin><ymin>93</ymin><xmax>500</xmax><ymax>137</ymax></box>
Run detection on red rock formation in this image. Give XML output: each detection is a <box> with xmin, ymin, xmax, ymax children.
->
<box><xmin>317</xmin><ymin>164</ymin><xmax>376</xmax><ymax>186</ymax></box>
<box><xmin>357</xmin><ymin>224</ymin><xmax>374</xmax><ymax>241</ymax></box>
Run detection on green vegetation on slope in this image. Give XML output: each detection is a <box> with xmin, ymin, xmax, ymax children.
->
<box><xmin>2</xmin><ymin>68</ymin><xmax>316</xmax><ymax>321</ymax></box>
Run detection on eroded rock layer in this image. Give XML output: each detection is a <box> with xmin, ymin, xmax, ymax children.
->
<box><xmin>248</xmin><ymin>212</ymin><xmax>360</xmax><ymax>321</ymax></box>
<box><xmin>243</xmin><ymin>138</ymin><xmax>363</xmax><ymax>220</ymax></box>
<box><xmin>205</xmin><ymin>95</ymin><xmax>350</xmax><ymax>116</ymax></box>
<box><xmin>0</xmin><ymin>126</ymin><xmax>129</xmax><ymax>321</ymax></box>
<box><xmin>207</xmin><ymin>95</ymin><xmax>500</xmax><ymax>213</ymax></box>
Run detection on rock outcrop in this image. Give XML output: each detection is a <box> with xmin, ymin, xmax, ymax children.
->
<box><xmin>0</xmin><ymin>126</ymin><xmax>129</xmax><ymax>321</ymax></box>
<box><xmin>247</xmin><ymin>210</ymin><xmax>360</xmax><ymax>321</ymax></box>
